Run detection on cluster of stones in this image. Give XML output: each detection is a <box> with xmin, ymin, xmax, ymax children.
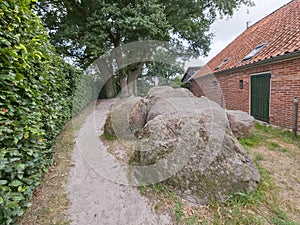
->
<box><xmin>104</xmin><ymin>86</ymin><xmax>260</xmax><ymax>204</ymax></box>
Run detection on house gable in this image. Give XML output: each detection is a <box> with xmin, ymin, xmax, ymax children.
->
<box><xmin>190</xmin><ymin>0</ymin><xmax>300</xmax><ymax>130</ymax></box>
<box><xmin>192</xmin><ymin>0</ymin><xmax>300</xmax><ymax>78</ymax></box>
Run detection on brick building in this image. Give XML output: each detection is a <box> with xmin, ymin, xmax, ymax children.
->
<box><xmin>181</xmin><ymin>66</ymin><xmax>201</xmax><ymax>83</ymax></box>
<box><xmin>190</xmin><ymin>0</ymin><xmax>300</xmax><ymax>130</ymax></box>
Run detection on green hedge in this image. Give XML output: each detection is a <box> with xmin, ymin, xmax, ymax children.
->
<box><xmin>72</xmin><ymin>66</ymin><xmax>102</xmax><ymax>115</ymax></box>
<box><xmin>0</xmin><ymin>0</ymin><xmax>84</xmax><ymax>224</ymax></box>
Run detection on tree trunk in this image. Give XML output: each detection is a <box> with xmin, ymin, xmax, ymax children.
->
<box><xmin>96</xmin><ymin>58</ymin><xmax>117</xmax><ymax>98</ymax></box>
<box><xmin>119</xmin><ymin>74</ymin><xmax>129</xmax><ymax>97</ymax></box>
<box><xmin>105</xmin><ymin>76</ymin><xmax>116</xmax><ymax>98</ymax></box>
<box><xmin>127</xmin><ymin>71</ymin><xmax>138</xmax><ymax>96</ymax></box>
<box><xmin>127</xmin><ymin>62</ymin><xmax>145</xmax><ymax>96</ymax></box>
<box><xmin>120</xmin><ymin>75</ymin><xmax>127</xmax><ymax>90</ymax></box>
<box><xmin>114</xmin><ymin>46</ymin><xmax>130</xmax><ymax>96</ymax></box>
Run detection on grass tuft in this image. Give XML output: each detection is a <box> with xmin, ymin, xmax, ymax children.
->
<box><xmin>254</xmin><ymin>153</ymin><xmax>265</xmax><ymax>162</ymax></box>
<box><xmin>101</xmin><ymin>133</ymin><xmax>117</xmax><ymax>141</ymax></box>
<box><xmin>266</xmin><ymin>142</ymin><xmax>288</xmax><ymax>153</ymax></box>
<box><xmin>271</xmin><ymin>209</ymin><xmax>298</xmax><ymax>225</ymax></box>
<box><xmin>238</xmin><ymin>133</ymin><xmax>264</xmax><ymax>147</ymax></box>
<box><xmin>175</xmin><ymin>199</ymin><xmax>184</xmax><ymax>222</ymax></box>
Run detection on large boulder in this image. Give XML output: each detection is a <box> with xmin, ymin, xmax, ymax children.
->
<box><xmin>146</xmin><ymin>86</ymin><xmax>195</xmax><ymax>108</ymax></box>
<box><xmin>147</xmin><ymin>86</ymin><xmax>174</xmax><ymax>97</ymax></box>
<box><xmin>146</xmin><ymin>86</ymin><xmax>195</xmax><ymax>122</ymax></box>
<box><xmin>132</xmin><ymin>97</ymin><xmax>260</xmax><ymax>204</ymax></box>
<box><xmin>102</xmin><ymin>87</ymin><xmax>260</xmax><ymax>204</ymax></box>
<box><xmin>227</xmin><ymin>110</ymin><xmax>255</xmax><ymax>138</ymax></box>
<box><xmin>103</xmin><ymin>96</ymin><xmax>147</xmax><ymax>139</ymax></box>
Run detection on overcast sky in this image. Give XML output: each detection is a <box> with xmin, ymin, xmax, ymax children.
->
<box><xmin>185</xmin><ymin>0</ymin><xmax>292</xmax><ymax>69</ymax></box>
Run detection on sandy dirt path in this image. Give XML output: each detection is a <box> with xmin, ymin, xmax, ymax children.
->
<box><xmin>67</xmin><ymin>99</ymin><xmax>171</xmax><ymax>225</ymax></box>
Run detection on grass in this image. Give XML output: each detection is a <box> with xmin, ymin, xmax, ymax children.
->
<box><xmin>18</xmin><ymin>101</ymin><xmax>97</xmax><ymax>225</ymax></box>
<box><xmin>254</xmin><ymin>152</ymin><xmax>265</xmax><ymax>161</ymax></box>
<box><xmin>175</xmin><ymin>199</ymin><xmax>184</xmax><ymax>222</ymax></box>
<box><xmin>266</xmin><ymin>142</ymin><xmax>289</xmax><ymax>153</ymax></box>
<box><xmin>238</xmin><ymin>133</ymin><xmax>264</xmax><ymax>148</ymax></box>
<box><xmin>140</xmin><ymin>123</ymin><xmax>300</xmax><ymax>225</ymax></box>
<box><xmin>138</xmin><ymin>183</ymin><xmax>184</xmax><ymax>222</ymax></box>
<box><xmin>101</xmin><ymin>132</ymin><xmax>117</xmax><ymax>141</ymax></box>
<box><xmin>176</xmin><ymin>164</ymin><xmax>276</xmax><ymax>225</ymax></box>
<box><xmin>255</xmin><ymin>123</ymin><xmax>300</xmax><ymax>146</ymax></box>
<box><xmin>271</xmin><ymin>210</ymin><xmax>298</xmax><ymax>225</ymax></box>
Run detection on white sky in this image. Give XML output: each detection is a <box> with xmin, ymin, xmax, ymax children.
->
<box><xmin>184</xmin><ymin>0</ymin><xmax>292</xmax><ymax>69</ymax></box>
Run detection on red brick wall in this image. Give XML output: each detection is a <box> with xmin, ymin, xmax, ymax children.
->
<box><xmin>191</xmin><ymin>58</ymin><xmax>300</xmax><ymax>130</ymax></box>
<box><xmin>216</xmin><ymin>71</ymin><xmax>250</xmax><ymax>112</ymax></box>
<box><xmin>192</xmin><ymin>74</ymin><xmax>225</xmax><ymax>107</ymax></box>
<box><xmin>191</xmin><ymin>79</ymin><xmax>205</xmax><ymax>97</ymax></box>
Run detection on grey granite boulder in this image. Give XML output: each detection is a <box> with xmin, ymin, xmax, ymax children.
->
<box><xmin>146</xmin><ymin>86</ymin><xmax>195</xmax><ymax>109</ymax></box>
<box><xmin>132</xmin><ymin>97</ymin><xmax>260</xmax><ymax>204</ymax></box>
<box><xmin>227</xmin><ymin>110</ymin><xmax>255</xmax><ymax>138</ymax></box>
<box><xmin>146</xmin><ymin>86</ymin><xmax>195</xmax><ymax>122</ymax></box>
<box><xmin>103</xmin><ymin>96</ymin><xmax>147</xmax><ymax>139</ymax></box>
<box><xmin>103</xmin><ymin>87</ymin><xmax>260</xmax><ymax>205</ymax></box>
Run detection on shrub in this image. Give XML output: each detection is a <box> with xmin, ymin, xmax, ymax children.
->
<box><xmin>0</xmin><ymin>0</ymin><xmax>81</xmax><ymax>223</ymax></box>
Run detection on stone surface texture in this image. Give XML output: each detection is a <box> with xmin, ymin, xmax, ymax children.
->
<box><xmin>104</xmin><ymin>86</ymin><xmax>260</xmax><ymax>204</ymax></box>
<box><xmin>227</xmin><ymin>110</ymin><xmax>255</xmax><ymax>138</ymax></box>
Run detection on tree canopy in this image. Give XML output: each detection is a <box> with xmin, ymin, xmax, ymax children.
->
<box><xmin>36</xmin><ymin>0</ymin><xmax>253</xmax><ymax>96</ymax></box>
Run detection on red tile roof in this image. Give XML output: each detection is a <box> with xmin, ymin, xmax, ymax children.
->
<box><xmin>192</xmin><ymin>0</ymin><xmax>300</xmax><ymax>78</ymax></box>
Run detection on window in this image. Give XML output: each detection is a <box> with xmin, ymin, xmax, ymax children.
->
<box><xmin>240</xmin><ymin>80</ymin><xmax>244</xmax><ymax>89</ymax></box>
<box><xmin>242</xmin><ymin>43</ymin><xmax>267</xmax><ymax>62</ymax></box>
<box><xmin>214</xmin><ymin>57</ymin><xmax>230</xmax><ymax>71</ymax></box>
<box><xmin>212</xmin><ymin>80</ymin><xmax>218</xmax><ymax>89</ymax></box>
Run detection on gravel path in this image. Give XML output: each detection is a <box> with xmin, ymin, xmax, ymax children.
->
<box><xmin>67</xmin><ymin>99</ymin><xmax>171</xmax><ymax>225</ymax></box>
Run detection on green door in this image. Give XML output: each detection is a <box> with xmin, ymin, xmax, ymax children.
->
<box><xmin>250</xmin><ymin>73</ymin><xmax>271</xmax><ymax>122</ymax></box>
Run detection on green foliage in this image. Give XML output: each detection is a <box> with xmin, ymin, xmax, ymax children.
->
<box><xmin>71</xmin><ymin>65</ymin><xmax>102</xmax><ymax>114</ymax></box>
<box><xmin>181</xmin><ymin>82</ymin><xmax>191</xmax><ymax>90</ymax></box>
<box><xmin>101</xmin><ymin>133</ymin><xmax>117</xmax><ymax>141</ymax></box>
<box><xmin>267</xmin><ymin>142</ymin><xmax>288</xmax><ymax>153</ymax></box>
<box><xmin>240</xmin><ymin>123</ymin><xmax>300</xmax><ymax>155</ymax></box>
<box><xmin>238</xmin><ymin>133</ymin><xmax>264</xmax><ymax>147</ymax></box>
<box><xmin>175</xmin><ymin>199</ymin><xmax>184</xmax><ymax>222</ymax></box>
<box><xmin>35</xmin><ymin>0</ymin><xmax>253</xmax><ymax>95</ymax></box>
<box><xmin>144</xmin><ymin>61</ymin><xmax>185</xmax><ymax>83</ymax></box>
<box><xmin>271</xmin><ymin>210</ymin><xmax>298</xmax><ymax>225</ymax></box>
<box><xmin>255</xmin><ymin>123</ymin><xmax>300</xmax><ymax>146</ymax></box>
<box><xmin>150</xmin><ymin>183</ymin><xmax>177</xmax><ymax>201</ymax></box>
<box><xmin>36</xmin><ymin>0</ymin><xmax>171</xmax><ymax>68</ymax></box>
<box><xmin>225</xmin><ymin>192</ymin><xmax>253</xmax><ymax>206</ymax></box>
<box><xmin>224</xmin><ymin>165</ymin><xmax>273</xmax><ymax>208</ymax></box>
<box><xmin>172</xmin><ymin>75</ymin><xmax>183</xmax><ymax>88</ymax></box>
<box><xmin>138</xmin><ymin>184</ymin><xmax>148</xmax><ymax>196</ymax></box>
<box><xmin>254</xmin><ymin>153</ymin><xmax>265</xmax><ymax>162</ymax></box>
<box><xmin>0</xmin><ymin>1</ymin><xmax>83</xmax><ymax>224</ymax></box>
<box><xmin>36</xmin><ymin>0</ymin><xmax>253</xmax><ymax>68</ymax></box>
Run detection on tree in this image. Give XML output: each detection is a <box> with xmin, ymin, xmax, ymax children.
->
<box><xmin>35</xmin><ymin>0</ymin><xmax>253</xmax><ymax>96</ymax></box>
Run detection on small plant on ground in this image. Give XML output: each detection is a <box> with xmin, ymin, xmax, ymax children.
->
<box><xmin>101</xmin><ymin>133</ymin><xmax>117</xmax><ymax>141</ymax></box>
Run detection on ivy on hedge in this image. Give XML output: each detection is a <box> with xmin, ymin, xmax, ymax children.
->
<box><xmin>0</xmin><ymin>0</ymin><xmax>88</xmax><ymax>224</ymax></box>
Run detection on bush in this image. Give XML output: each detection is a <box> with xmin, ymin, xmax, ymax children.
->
<box><xmin>71</xmin><ymin>64</ymin><xmax>102</xmax><ymax>114</ymax></box>
<box><xmin>0</xmin><ymin>0</ymin><xmax>81</xmax><ymax>224</ymax></box>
